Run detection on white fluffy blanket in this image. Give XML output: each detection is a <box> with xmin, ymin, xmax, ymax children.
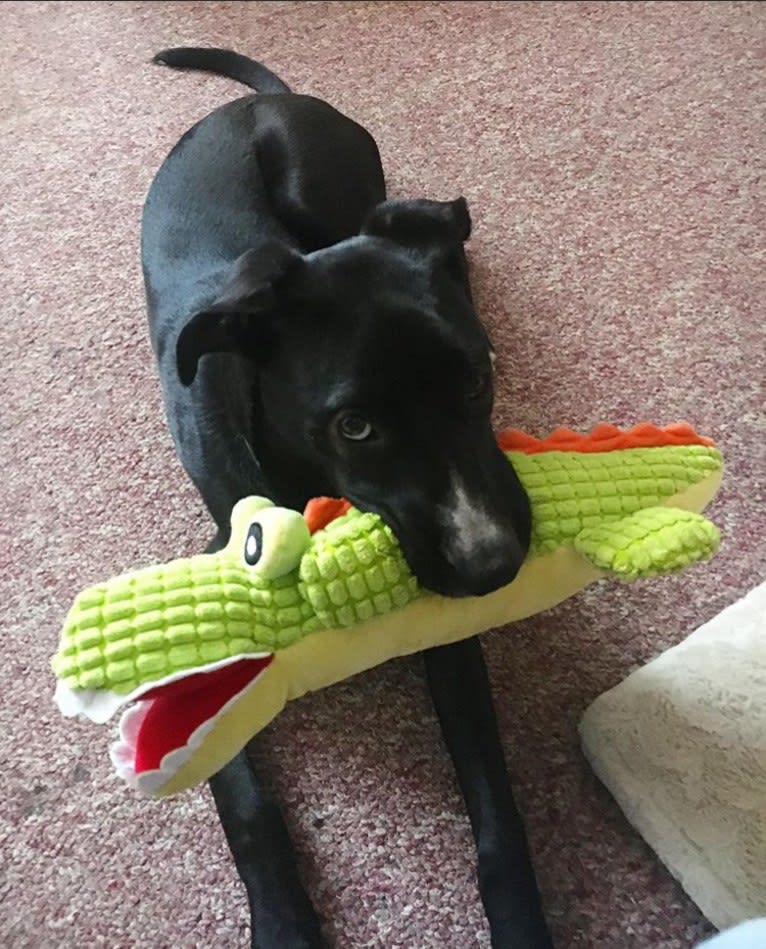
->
<box><xmin>580</xmin><ymin>583</ymin><xmax>766</xmax><ymax>929</ymax></box>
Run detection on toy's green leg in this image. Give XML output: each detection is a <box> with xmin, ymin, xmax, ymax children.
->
<box><xmin>573</xmin><ymin>507</ymin><xmax>720</xmax><ymax>581</ymax></box>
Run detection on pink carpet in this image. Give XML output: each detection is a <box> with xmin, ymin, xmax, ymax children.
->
<box><xmin>3</xmin><ymin>2</ymin><xmax>764</xmax><ymax>946</ymax></box>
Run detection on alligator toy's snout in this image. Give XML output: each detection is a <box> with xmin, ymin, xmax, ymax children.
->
<box><xmin>53</xmin><ymin>497</ymin><xmax>319</xmax><ymax>793</ymax></box>
<box><xmin>52</xmin><ymin>493</ymin><xmax>420</xmax><ymax>793</ymax></box>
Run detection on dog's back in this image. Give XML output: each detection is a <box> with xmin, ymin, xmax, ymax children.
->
<box><xmin>142</xmin><ymin>49</ymin><xmax>387</xmax><ymax>527</ymax></box>
<box><xmin>144</xmin><ymin>48</ymin><xmax>386</xmax><ymax>350</ymax></box>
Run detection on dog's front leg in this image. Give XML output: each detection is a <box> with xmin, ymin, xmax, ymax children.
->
<box><xmin>204</xmin><ymin>533</ymin><xmax>321</xmax><ymax>949</ymax></box>
<box><xmin>423</xmin><ymin>636</ymin><xmax>553</xmax><ymax>949</ymax></box>
<box><xmin>209</xmin><ymin>751</ymin><xmax>323</xmax><ymax>949</ymax></box>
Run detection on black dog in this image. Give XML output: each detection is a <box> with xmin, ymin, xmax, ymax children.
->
<box><xmin>143</xmin><ymin>47</ymin><xmax>552</xmax><ymax>949</ymax></box>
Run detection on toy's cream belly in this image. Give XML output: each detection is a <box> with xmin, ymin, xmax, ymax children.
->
<box><xmin>159</xmin><ymin>545</ymin><xmax>603</xmax><ymax>795</ymax></box>
<box><xmin>135</xmin><ymin>467</ymin><xmax>724</xmax><ymax>797</ymax></box>
<box><xmin>264</xmin><ymin>467</ymin><xmax>724</xmax><ymax>705</ymax></box>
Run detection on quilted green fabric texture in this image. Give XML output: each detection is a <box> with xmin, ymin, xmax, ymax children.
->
<box><xmin>298</xmin><ymin>509</ymin><xmax>419</xmax><ymax>627</ymax></box>
<box><xmin>573</xmin><ymin>507</ymin><xmax>720</xmax><ymax>580</ymax></box>
<box><xmin>53</xmin><ymin>558</ymin><xmax>320</xmax><ymax>694</ymax></box>
<box><xmin>511</xmin><ymin>445</ymin><xmax>722</xmax><ymax>555</ymax></box>
<box><xmin>52</xmin><ymin>441</ymin><xmax>723</xmax><ymax>697</ymax></box>
<box><xmin>53</xmin><ymin>509</ymin><xmax>420</xmax><ymax>695</ymax></box>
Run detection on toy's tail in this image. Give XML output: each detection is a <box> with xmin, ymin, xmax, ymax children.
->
<box><xmin>152</xmin><ymin>47</ymin><xmax>291</xmax><ymax>94</ymax></box>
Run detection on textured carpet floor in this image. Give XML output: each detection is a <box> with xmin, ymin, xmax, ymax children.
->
<box><xmin>2</xmin><ymin>2</ymin><xmax>764</xmax><ymax>947</ymax></box>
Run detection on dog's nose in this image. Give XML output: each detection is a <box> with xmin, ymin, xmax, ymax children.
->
<box><xmin>434</xmin><ymin>464</ymin><xmax>530</xmax><ymax>597</ymax></box>
<box><xmin>452</xmin><ymin>548</ymin><xmax>523</xmax><ymax>597</ymax></box>
<box><xmin>399</xmin><ymin>531</ymin><xmax>526</xmax><ymax>599</ymax></box>
<box><xmin>431</xmin><ymin>529</ymin><xmax>525</xmax><ymax>597</ymax></box>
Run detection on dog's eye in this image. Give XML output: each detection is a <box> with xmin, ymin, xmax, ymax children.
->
<box><xmin>467</xmin><ymin>368</ymin><xmax>491</xmax><ymax>399</ymax></box>
<box><xmin>338</xmin><ymin>413</ymin><xmax>374</xmax><ymax>441</ymax></box>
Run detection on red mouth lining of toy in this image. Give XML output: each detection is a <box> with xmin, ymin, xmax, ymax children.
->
<box><xmin>133</xmin><ymin>656</ymin><xmax>274</xmax><ymax>773</ymax></box>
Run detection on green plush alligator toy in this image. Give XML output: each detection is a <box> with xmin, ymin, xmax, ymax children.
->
<box><xmin>53</xmin><ymin>422</ymin><xmax>723</xmax><ymax>798</ymax></box>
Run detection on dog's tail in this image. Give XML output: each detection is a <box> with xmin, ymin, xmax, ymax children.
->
<box><xmin>152</xmin><ymin>47</ymin><xmax>291</xmax><ymax>94</ymax></box>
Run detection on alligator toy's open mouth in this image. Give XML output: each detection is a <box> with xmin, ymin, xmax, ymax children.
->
<box><xmin>107</xmin><ymin>655</ymin><xmax>274</xmax><ymax>795</ymax></box>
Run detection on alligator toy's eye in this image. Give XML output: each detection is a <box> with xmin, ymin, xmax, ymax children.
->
<box><xmin>241</xmin><ymin>507</ymin><xmax>311</xmax><ymax>579</ymax></box>
<box><xmin>244</xmin><ymin>523</ymin><xmax>263</xmax><ymax>566</ymax></box>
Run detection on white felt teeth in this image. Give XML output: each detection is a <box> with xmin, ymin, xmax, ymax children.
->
<box><xmin>53</xmin><ymin>653</ymin><xmax>271</xmax><ymax>724</ymax></box>
<box><xmin>187</xmin><ymin>716</ymin><xmax>216</xmax><ymax>750</ymax></box>
<box><xmin>55</xmin><ymin>681</ymin><xmax>127</xmax><ymax>724</ymax></box>
<box><xmin>110</xmin><ymin>700</ymin><xmax>151</xmax><ymax>785</ymax></box>
<box><xmin>136</xmin><ymin>745</ymin><xmax>195</xmax><ymax>796</ymax></box>
<box><xmin>109</xmin><ymin>657</ymin><xmax>274</xmax><ymax>797</ymax></box>
<box><xmin>109</xmin><ymin>728</ymin><xmax>196</xmax><ymax>798</ymax></box>
<box><xmin>119</xmin><ymin>701</ymin><xmax>151</xmax><ymax>745</ymax></box>
<box><xmin>109</xmin><ymin>739</ymin><xmax>137</xmax><ymax>777</ymax></box>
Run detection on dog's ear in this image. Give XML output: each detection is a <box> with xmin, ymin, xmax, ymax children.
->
<box><xmin>362</xmin><ymin>198</ymin><xmax>471</xmax><ymax>246</ymax></box>
<box><xmin>176</xmin><ymin>243</ymin><xmax>302</xmax><ymax>387</ymax></box>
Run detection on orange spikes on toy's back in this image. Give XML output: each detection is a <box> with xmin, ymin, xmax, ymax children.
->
<box><xmin>300</xmin><ymin>424</ymin><xmax>715</xmax><ymax>534</ymax></box>
<box><xmin>497</xmin><ymin>429</ymin><xmax>540</xmax><ymax>453</ymax></box>
<box><xmin>303</xmin><ymin>497</ymin><xmax>353</xmax><ymax>534</ymax></box>
<box><xmin>497</xmin><ymin>422</ymin><xmax>714</xmax><ymax>455</ymax></box>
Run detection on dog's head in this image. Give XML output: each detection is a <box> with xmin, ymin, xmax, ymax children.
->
<box><xmin>177</xmin><ymin>198</ymin><xmax>531</xmax><ymax>597</ymax></box>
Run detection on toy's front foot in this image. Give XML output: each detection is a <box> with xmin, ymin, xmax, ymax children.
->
<box><xmin>574</xmin><ymin>507</ymin><xmax>720</xmax><ymax>581</ymax></box>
